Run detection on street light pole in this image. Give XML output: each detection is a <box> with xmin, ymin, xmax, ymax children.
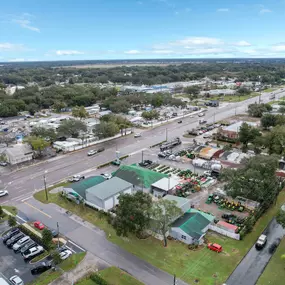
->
<box><xmin>44</xmin><ymin>172</ymin><xmax>48</xmax><ymax>201</ymax></box>
<box><xmin>141</xmin><ymin>150</ymin><xmax>144</xmax><ymax>163</ymax></box>
<box><xmin>165</xmin><ymin>128</ymin><xmax>168</xmax><ymax>141</ymax></box>
<box><xmin>57</xmin><ymin>222</ymin><xmax>60</xmax><ymax>250</ymax></box>
<box><xmin>173</xmin><ymin>274</ymin><xmax>176</xmax><ymax>285</ymax></box>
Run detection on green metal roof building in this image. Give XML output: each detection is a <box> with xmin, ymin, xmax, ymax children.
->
<box><xmin>113</xmin><ymin>164</ymin><xmax>167</xmax><ymax>189</ymax></box>
<box><xmin>64</xmin><ymin>176</ymin><xmax>105</xmax><ymax>199</ymax></box>
<box><xmin>170</xmin><ymin>209</ymin><xmax>215</xmax><ymax>245</ymax></box>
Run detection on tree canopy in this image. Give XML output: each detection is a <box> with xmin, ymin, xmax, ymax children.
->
<box><xmin>93</xmin><ymin>121</ymin><xmax>119</xmax><ymax>139</ymax></box>
<box><xmin>57</xmin><ymin>119</ymin><xmax>87</xmax><ymax>138</ymax></box>
<box><xmin>72</xmin><ymin>106</ymin><xmax>89</xmax><ymax>120</ymax></box>
<box><xmin>113</xmin><ymin>191</ymin><xmax>152</xmax><ymax>237</ymax></box>
<box><xmin>238</xmin><ymin>123</ymin><xmax>261</xmax><ymax>148</ymax></box>
<box><xmin>248</xmin><ymin>103</ymin><xmax>272</xmax><ymax>117</ymax></box>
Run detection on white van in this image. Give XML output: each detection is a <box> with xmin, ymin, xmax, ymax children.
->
<box><xmin>13</xmin><ymin>236</ymin><xmax>30</xmax><ymax>252</ymax></box>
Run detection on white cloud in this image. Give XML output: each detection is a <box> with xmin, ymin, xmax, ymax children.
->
<box><xmin>12</xmin><ymin>14</ymin><xmax>40</xmax><ymax>32</ymax></box>
<box><xmin>124</xmin><ymin>50</ymin><xmax>141</xmax><ymax>54</ymax></box>
<box><xmin>271</xmin><ymin>43</ymin><xmax>285</xmax><ymax>52</ymax></box>
<box><xmin>217</xmin><ymin>8</ymin><xmax>229</xmax><ymax>12</ymax></box>
<box><xmin>55</xmin><ymin>50</ymin><xmax>84</xmax><ymax>56</ymax></box>
<box><xmin>234</xmin><ymin>40</ymin><xmax>252</xmax><ymax>47</ymax></box>
<box><xmin>0</xmin><ymin>42</ymin><xmax>25</xmax><ymax>51</ymax></box>
<box><xmin>170</xmin><ymin>37</ymin><xmax>224</xmax><ymax>47</ymax></box>
<box><xmin>260</xmin><ymin>8</ymin><xmax>272</xmax><ymax>14</ymax></box>
<box><xmin>8</xmin><ymin>58</ymin><xmax>25</xmax><ymax>62</ymax></box>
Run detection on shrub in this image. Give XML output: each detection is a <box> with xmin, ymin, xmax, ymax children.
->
<box><xmin>8</xmin><ymin>216</ymin><xmax>17</xmax><ymax>227</ymax></box>
<box><xmin>90</xmin><ymin>274</ymin><xmax>109</xmax><ymax>285</ymax></box>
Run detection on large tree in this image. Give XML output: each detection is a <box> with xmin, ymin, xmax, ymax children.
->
<box><xmin>30</xmin><ymin>127</ymin><xmax>57</xmax><ymax>142</ymax></box>
<box><xmin>264</xmin><ymin>125</ymin><xmax>285</xmax><ymax>155</ymax></box>
<box><xmin>57</xmin><ymin>119</ymin><xmax>87</xmax><ymax>138</ymax></box>
<box><xmin>26</xmin><ymin>136</ymin><xmax>50</xmax><ymax>157</ymax></box>
<box><xmin>248</xmin><ymin>103</ymin><xmax>272</xmax><ymax>118</ymax></box>
<box><xmin>238</xmin><ymin>123</ymin><xmax>261</xmax><ymax>148</ymax></box>
<box><xmin>0</xmin><ymin>133</ymin><xmax>14</xmax><ymax>147</ymax></box>
<box><xmin>222</xmin><ymin>155</ymin><xmax>279</xmax><ymax>209</ymax></box>
<box><xmin>141</xmin><ymin>110</ymin><xmax>160</xmax><ymax>121</ymax></box>
<box><xmin>151</xmin><ymin>199</ymin><xmax>182</xmax><ymax>247</ymax></box>
<box><xmin>93</xmin><ymin>121</ymin><xmax>119</xmax><ymax>139</ymax></box>
<box><xmin>184</xmin><ymin>85</ymin><xmax>201</xmax><ymax>97</ymax></box>
<box><xmin>113</xmin><ymin>192</ymin><xmax>152</xmax><ymax>237</ymax></box>
<box><xmin>261</xmin><ymin>114</ymin><xmax>277</xmax><ymax>129</ymax></box>
<box><xmin>72</xmin><ymin>106</ymin><xmax>88</xmax><ymax>120</ymax></box>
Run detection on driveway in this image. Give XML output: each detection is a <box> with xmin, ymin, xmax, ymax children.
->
<box><xmin>226</xmin><ymin>218</ymin><xmax>285</xmax><ymax>285</ymax></box>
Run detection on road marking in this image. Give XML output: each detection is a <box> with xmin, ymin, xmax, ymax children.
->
<box><xmin>21</xmin><ymin>196</ymin><xmax>32</xmax><ymax>202</ymax></box>
<box><xmin>65</xmin><ymin>245</ymin><xmax>76</xmax><ymax>253</ymax></box>
<box><xmin>16</xmin><ymin>215</ymin><xmax>27</xmax><ymax>223</ymax></box>
<box><xmin>24</xmin><ymin>202</ymin><xmax>52</xmax><ymax>218</ymax></box>
<box><xmin>0</xmin><ymin>200</ymin><xmax>9</xmax><ymax>205</ymax></box>
<box><xmin>68</xmin><ymin>240</ymin><xmax>86</xmax><ymax>252</ymax></box>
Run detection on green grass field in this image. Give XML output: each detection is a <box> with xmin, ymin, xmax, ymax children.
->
<box><xmin>209</xmin><ymin>92</ymin><xmax>259</xmax><ymax>102</ymax></box>
<box><xmin>0</xmin><ymin>206</ymin><xmax>18</xmax><ymax>223</ymax></box>
<box><xmin>34</xmin><ymin>186</ymin><xmax>285</xmax><ymax>285</ymax></box>
<box><xmin>256</xmin><ymin>238</ymin><xmax>285</xmax><ymax>285</ymax></box>
<box><xmin>77</xmin><ymin>267</ymin><xmax>144</xmax><ymax>285</ymax></box>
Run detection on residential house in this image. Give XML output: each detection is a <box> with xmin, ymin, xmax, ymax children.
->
<box><xmin>113</xmin><ymin>164</ymin><xmax>167</xmax><ymax>193</ymax></box>
<box><xmin>85</xmin><ymin>177</ymin><xmax>133</xmax><ymax>211</ymax></box>
<box><xmin>151</xmin><ymin>177</ymin><xmax>180</xmax><ymax>198</ymax></box>
<box><xmin>3</xmin><ymin>144</ymin><xmax>33</xmax><ymax>165</ymax></box>
<box><xmin>218</xmin><ymin>121</ymin><xmax>258</xmax><ymax>140</ymax></box>
<box><xmin>170</xmin><ymin>209</ymin><xmax>215</xmax><ymax>245</ymax></box>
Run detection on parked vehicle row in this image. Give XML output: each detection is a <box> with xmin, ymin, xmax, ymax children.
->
<box><xmin>2</xmin><ymin>227</ymin><xmax>44</xmax><ymax>261</ymax></box>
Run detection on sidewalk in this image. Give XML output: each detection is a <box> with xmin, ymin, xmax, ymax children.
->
<box><xmin>50</xmin><ymin>252</ymin><xmax>109</xmax><ymax>285</ymax></box>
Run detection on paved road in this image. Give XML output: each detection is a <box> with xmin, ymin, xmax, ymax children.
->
<box><xmin>15</xmin><ymin>199</ymin><xmax>189</xmax><ymax>285</ymax></box>
<box><xmin>226</xmin><ymin>218</ymin><xmax>285</xmax><ymax>285</ymax></box>
<box><xmin>1</xmin><ymin>89</ymin><xmax>284</xmax><ymax>204</ymax></box>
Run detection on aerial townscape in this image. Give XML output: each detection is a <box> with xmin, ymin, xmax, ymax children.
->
<box><xmin>1</xmin><ymin>1</ymin><xmax>285</xmax><ymax>285</ymax></box>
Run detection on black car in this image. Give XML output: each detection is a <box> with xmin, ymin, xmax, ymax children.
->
<box><xmin>31</xmin><ymin>262</ymin><xmax>52</xmax><ymax>275</ymax></box>
<box><xmin>138</xmin><ymin>160</ymin><xmax>153</xmax><ymax>167</ymax></box>
<box><xmin>97</xmin><ymin>147</ymin><xmax>105</xmax><ymax>153</ymax></box>
<box><xmin>6</xmin><ymin>232</ymin><xmax>24</xmax><ymax>248</ymax></box>
<box><xmin>2</xmin><ymin>228</ymin><xmax>20</xmax><ymax>243</ymax></box>
<box><xmin>178</xmin><ymin>120</ymin><xmax>182</xmax><ymax>124</ymax></box>
<box><xmin>20</xmin><ymin>240</ymin><xmax>37</xmax><ymax>254</ymax></box>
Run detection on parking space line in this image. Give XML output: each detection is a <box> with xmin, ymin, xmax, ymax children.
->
<box><xmin>16</xmin><ymin>215</ymin><xmax>27</xmax><ymax>223</ymax></box>
<box><xmin>65</xmin><ymin>245</ymin><xmax>76</xmax><ymax>253</ymax></box>
<box><xmin>21</xmin><ymin>196</ymin><xmax>32</xmax><ymax>202</ymax></box>
<box><xmin>23</xmin><ymin>202</ymin><xmax>52</xmax><ymax>218</ymax></box>
<box><xmin>68</xmin><ymin>240</ymin><xmax>85</xmax><ymax>252</ymax></box>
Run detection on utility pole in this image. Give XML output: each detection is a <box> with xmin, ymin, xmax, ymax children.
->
<box><xmin>173</xmin><ymin>274</ymin><xmax>176</xmax><ymax>285</ymax></box>
<box><xmin>141</xmin><ymin>150</ymin><xmax>144</xmax><ymax>163</ymax></box>
<box><xmin>57</xmin><ymin>222</ymin><xmax>60</xmax><ymax>249</ymax></box>
<box><xmin>213</xmin><ymin>111</ymin><xmax>216</xmax><ymax>123</ymax></box>
<box><xmin>165</xmin><ymin>128</ymin><xmax>168</xmax><ymax>141</ymax></box>
<box><xmin>44</xmin><ymin>172</ymin><xmax>48</xmax><ymax>201</ymax></box>
<box><xmin>259</xmin><ymin>91</ymin><xmax>261</xmax><ymax>104</ymax></box>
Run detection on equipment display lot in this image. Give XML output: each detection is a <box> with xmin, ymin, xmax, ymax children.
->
<box><xmin>0</xmin><ymin>228</ymin><xmax>36</xmax><ymax>284</ymax></box>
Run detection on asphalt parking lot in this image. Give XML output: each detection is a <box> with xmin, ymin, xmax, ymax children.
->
<box><xmin>0</xmin><ymin>224</ymin><xmax>36</xmax><ymax>284</ymax></box>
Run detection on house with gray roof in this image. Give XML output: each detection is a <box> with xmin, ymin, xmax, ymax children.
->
<box><xmin>85</xmin><ymin>177</ymin><xmax>133</xmax><ymax>210</ymax></box>
<box><xmin>3</xmin><ymin>144</ymin><xmax>33</xmax><ymax>165</ymax></box>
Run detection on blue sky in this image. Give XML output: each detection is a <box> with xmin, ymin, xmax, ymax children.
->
<box><xmin>1</xmin><ymin>0</ymin><xmax>285</xmax><ymax>61</ymax></box>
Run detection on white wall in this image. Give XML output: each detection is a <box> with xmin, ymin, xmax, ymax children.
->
<box><xmin>170</xmin><ymin>227</ymin><xmax>194</xmax><ymax>245</ymax></box>
<box><xmin>104</xmin><ymin>197</ymin><xmax>113</xmax><ymax>210</ymax></box>
<box><xmin>209</xmin><ymin>225</ymin><xmax>240</xmax><ymax>240</ymax></box>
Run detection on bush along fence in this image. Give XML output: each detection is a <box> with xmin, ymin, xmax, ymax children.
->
<box><xmin>97</xmin><ymin>155</ymin><xmax>129</xmax><ymax>169</ymax></box>
<box><xmin>77</xmin><ymin>272</ymin><xmax>110</xmax><ymax>285</ymax></box>
<box><xmin>149</xmin><ymin>140</ymin><xmax>167</xmax><ymax>148</ymax></box>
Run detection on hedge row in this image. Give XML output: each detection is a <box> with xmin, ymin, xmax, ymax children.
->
<box><xmin>149</xmin><ymin>140</ymin><xmax>167</xmax><ymax>148</ymax></box>
<box><xmin>18</xmin><ymin>224</ymin><xmax>47</xmax><ymax>249</ymax></box>
<box><xmin>89</xmin><ymin>274</ymin><xmax>109</xmax><ymax>285</ymax></box>
<box><xmin>97</xmin><ymin>155</ymin><xmax>129</xmax><ymax>169</ymax></box>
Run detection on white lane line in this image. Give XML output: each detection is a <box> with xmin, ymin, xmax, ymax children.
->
<box><xmin>68</xmin><ymin>240</ymin><xmax>86</xmax><ymax>252</ymax></box>
<box><xmin>21</xmin><ymin>196</ymin><xmax>32</xmax><ymax>202</ymax></box>
<box><xmin>16</xmin><ymin>215</ymin><xmax>27</xmax><ymax>223</ymax></box>
<box><xmin>65</xmin><ymin>245</ymin><xmax>76</xmax><ymax>253</ymax></box>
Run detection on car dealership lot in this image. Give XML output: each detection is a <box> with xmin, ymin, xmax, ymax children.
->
<box><xmin>0</xmin><ymin>226</ymin><xmax>36</xmax><ymax>284</ymax></box>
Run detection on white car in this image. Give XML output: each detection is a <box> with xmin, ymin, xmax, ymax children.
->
<box><xmin>0</xmin><ymin>190</ymin><xmax>8</xmax><ymax>197</ymax></box>
<box><xmin>204</xmin><ymin>170</ymin><xmax>211</xmax><ymax>176</ymax></box>
<box><xmin>198</xmin><ymin>113</ymin><xmax>205</xmax><ymax>117</ymax></box>
<box><xmin>68</xmin><ymin>175</ymin><xmax>85</xmax><ymax>182</ymax></box>
<box><xmin>22</xmin><ymin>245</ymin><xmax>44</xmax><ymax>260</ymax></box>
<box><xmin>101</xmin><ymin>173</ymin><xmax>112</xmax><ymax>180</ymax></box>
<box><xmin>60</xmin><ymin>249</ymin><xmax>72</xmax><ymax>260</ymax></box>
<box><xmin>9</xmin><ymin>275</ymin><xmax>24</xmax><ymax>285</ymax></box>
<box><xmin>134</xmin><ymin>133</ymin><xmax>142</xmax><ymax>138</ymax></box>
<box><xmin>87</xmin><ymin>150</ymin><xmax>97</xmax><ymax>156</ymax></box>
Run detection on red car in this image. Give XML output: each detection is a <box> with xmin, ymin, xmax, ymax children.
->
<box><xmin>34</xmin><ymin>221</ymin><xmax>45</xmax><ymax>230</ymax></box>
<box><xmin>207</xmin><ymin>243</ymin><xmax>223</xmax><ymax>253</ymax></box>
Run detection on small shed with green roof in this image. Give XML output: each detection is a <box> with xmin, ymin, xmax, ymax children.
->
<box><xmin>170</xmin><ymin>209</ymin><xmax>215</xmax><ymax>245</ymax></box>
<box><xmin>113</xmin><ymin>164</ymin><xmax>167</xmax><ymax>190</ymax></box>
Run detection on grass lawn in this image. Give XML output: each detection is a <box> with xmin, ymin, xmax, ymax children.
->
<box><xmin>256</xmin><ymin>238</ymin><xmax>285</xmax><ymax>285</ymax></box>
<box><xmin>60</xmin><ymin>252</ymin><xmax>86</xmax><ymax>271</ymax></box>
<box><xmin>209</xmin><ymin>93</ymin><xmax>258</xmax><ymax>102</ymax></box>
<box><xmin>77</xmin><ymin>267</ymin><xmax>144</xmax><ymax>285</ymax></box>
<box><xmin>263</xmin><ymin>88</ymin><xmax>277</xmax><ymax>93</ymax></box>
<box><xmin>34</xmin><ymin>187</ymin><xmax>285</xmax><ymax>285</ymax></box>
<box><xmin>0</xmin><ymin>206</ymin><xmax>18</xmax><ymax>223</ymax></box>
<box><xmin>27</xmin><ymin>270</ymin><xmax>62</xmax><ymax>285</ymax></box>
